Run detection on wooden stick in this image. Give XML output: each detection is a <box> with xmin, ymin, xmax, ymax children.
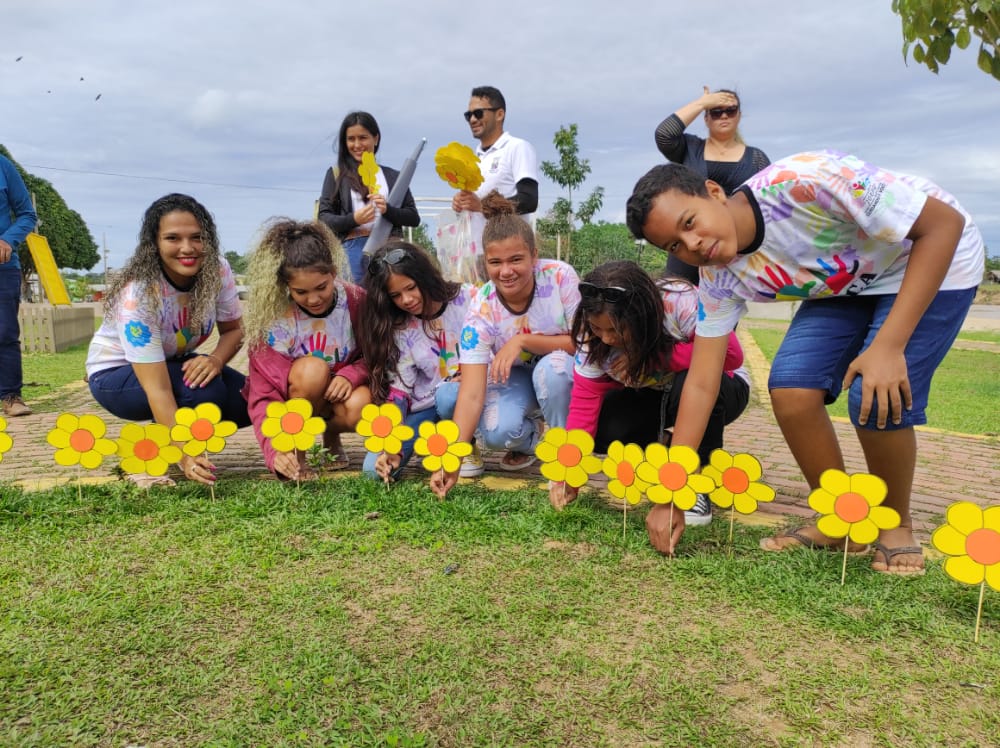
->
<box><xmin>728</xmin><ymin>506</ymin><xmax>736</xmax><ymax>557</ymax></box>
<box><xmin>975</xmin><ymin>580</ymin><xmax>986</xmax><ymax>644</ymax></box>
<box><xmin>669</xmin><ymin>502</ymin><xmax>675</xmax><ymax>558</ymax></box>
<box><xmin>623</xmin><ymin>500</ymin><xmax>627</xmax><ymax>541</ymax></box>
<box><xmin>841</xmin><ymin>537</ymin><xmax>849</xmax><ymax>586</ymax></box>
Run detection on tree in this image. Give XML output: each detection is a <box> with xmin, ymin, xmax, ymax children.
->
<box><xmin>224</xmin><ymin>251</ymin><xmax>248</xmax><ymax>275</ymax></box>
<box><xmin>892</xmin><ymin>0</ymin><xmax>1000</xmax><ymax>81</ymax></box>
<box><xmin>406</xmin><ymin>222</ymin><xmax>436</xmax><ymax>252</ymax></box>
<box><xmin>0</xmin><ymin>145</ymin><xmax>100</xmax><ymax>286</ymax></box>
<box><xmin>564</xmin><ymin>222</ymin><xmax>664</xmax><ymax>277</ymax></box>
<box><xmin>536</xmin><ymin>124</ymin><xmax>604</xmax><ymax>262</ymax></box>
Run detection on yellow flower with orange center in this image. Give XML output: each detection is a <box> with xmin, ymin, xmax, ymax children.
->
<box><xmin>413</xmin><ymin>419</ymin><xmax>471</xmax><ymax>473</ymax></box>
<box><xmin>435</xmin><ymin>142</ymin><xmax>483</xmax><ymax>192</ymax></box>
<box><xmin>808</xmin><ymin>469</ymin><xmax>900</xmax><ymax>545</ymax></box>
<box><xmin>171</xmin><ymin>403</ymin><xmax>237</xmax><ymax>457</ymax></box>
<box><xmin>602</xmin><ymin>441</ymin><xmax>651</xmax><ymax>505</ymax></box>
<box><xmin>701</xmin><ymin>449</ymin><xmax>775</xmax><ymax>514</ymax></box>
<box><xmin>635</xmin><ymin>444</ymin><xmax>714</xmax><ymax>509</ymax></box>
<box><xmin>261</xmin><ymin>398</ymin><xmax>326</xmax><ymax>453</ymax></box>
<box><xmin>356</xmin><ymin>403</ymin><xmax>414</xmax><ymax>455</ymax></box>
<box><xmin>932</xmin><ymin>502</ymin><xmax>1000</xmax><ymax>590</ymax></box>
<box><xmin>0</xmin><ymin>416</ymin><xmax>12</xmax><ymax>463</ymax></box>
<box><xmin>46</xmin><ymin>413</ymin><xmax>117</xmax><ymax>469</ymax></box>
<box><xmin>535</xmin><ymin>427</ymin><xmax>602</xmax><ymax>488</ymax></box>
<box><xmin>117</xmin><ymin>423</ymin><xmax>182</xmax><ymax>476</ymax></box>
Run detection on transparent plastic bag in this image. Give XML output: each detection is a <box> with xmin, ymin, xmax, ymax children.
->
<box><xmin>435</xmin><ymin>209</ymin><xmax>486</xmax><ymax>285</ymax></box>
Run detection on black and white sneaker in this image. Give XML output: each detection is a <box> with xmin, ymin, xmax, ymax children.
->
<box><xmin>684</xmin><ymin>493</ymin><xmax>713</xmax><ymax>527</ymax></box>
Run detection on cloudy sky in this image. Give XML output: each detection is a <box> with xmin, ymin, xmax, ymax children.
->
<box><xmin>4</xmin><ymin>0</ymin><xmax>998</xmax><ymax>271</ymax></box>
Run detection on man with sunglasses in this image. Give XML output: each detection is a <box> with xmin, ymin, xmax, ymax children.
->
<box><xmin>452</xmin><ymin>86</ymin><xmax>539</xmax><ymax>245</ymax></box>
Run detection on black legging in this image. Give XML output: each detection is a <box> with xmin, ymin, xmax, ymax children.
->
<box><xmin>593</xmin><ymin>370</ymin><xmax>749</xmax><ymax>465</ymax></box>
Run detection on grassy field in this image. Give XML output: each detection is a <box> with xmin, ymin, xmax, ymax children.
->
<box><xmin>746</xmin><ymin>326</ymin><xmax>1000</xmax><ymax>436</ymax></box>
<box><xmin>2</xmin><ymin>477</ymin><xmax>999</xmax><ymax>747</ymax></box>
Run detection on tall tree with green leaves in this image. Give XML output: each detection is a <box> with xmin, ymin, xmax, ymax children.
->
<box><xmin>536</xmin><ymin>124</ymin><xmax>604</xmax><ymax>262</ymax></box>
<box><xmin>892</xmin><ymin>0</ymin><xmax>1000</xmax><ymax>80</ymax></box>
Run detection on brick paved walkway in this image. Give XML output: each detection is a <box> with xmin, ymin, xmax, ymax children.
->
<box><xmin>3</xmin><ymin>328</ymin><xmax>998</xmax><ymax>543</ymax></box>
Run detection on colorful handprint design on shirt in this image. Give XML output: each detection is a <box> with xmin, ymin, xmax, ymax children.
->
<box><xmin>301</xmin><ymin>331</ymin><xmax>333</xmax><ymax>362</ymax></box>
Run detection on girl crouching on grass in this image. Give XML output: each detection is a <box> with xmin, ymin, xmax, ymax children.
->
<box><xmin>358</xmin><ymin>240</ymin><xmax>478</xmax><ymax>481</ymax></box>
<box><xmin>551</xmin><ymin>261</ymin><xmax>749</xmax><ymax>528</ymax></box>
<box><xmin>242</xmin><ymin>219</ymin><xmax>370</xmax><ymax>480</ymax></box>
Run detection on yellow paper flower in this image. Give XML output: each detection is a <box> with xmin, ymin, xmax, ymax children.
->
<box><xmin>117</xmin><ymin>423</ymin><xmax>182</xmax><ymax>476</ymax></box>
<box><xmin>413</xmin><ymin>419</ymin><xmax>471</xmax><ymax>473</ymax></box>
<box><xmin>435</xmin><ymin>142</ymin><xmax>483</xmax><ymax>191</ymax></box>
<box><xmin>602</xmin><ymin>441</ymin><xmax>651</xmax><ymax>505</ymax></box>
<box><xmin>701</xmin><ymin>449</ymin><xmax>775</xmax><ymax>514</ymax></box>
<box><xmin>535</xmin><ymin>427</ymin><xmax>602</xmax><ymax>488</ymax></box>
<box><xmin>932</xmin><ymin>502</ymin><xmax>1000</xmax><ymax>590</ymax></box>
<box><xmin>359</xmin><ymin>151</ymin><xmax>381</xmax><ymax>194</ymax></box>
<box><xmin>261</xmin><ymin>398</ymin><xmax>326</xmax><ymax>453</ymax></box>
<box><xmin>46</xmin><ymin>413</ymin><xmax>117</xmax><ymax>469</ymax></box>
<box><xmin>0</xmin><ymin>416</ymin><xmax>12</xmax><ymax>463</ymax></box>
<box><xmin>171</xmin><ymin>403</ymin><xmax>237</xmax><ymax>457</ymax></box>
<box><xmin>635</xmin><ymin>443</ymin><xmax>714</xmax><ymax>510</ymax></box>
<box><xmin>356</xmin><ymin>403</ymin><xmax>414</xmax><ymax>455</ymax></box>
<box><xmin>808</xmin><ymin>469</ymin><xmax>900</xmax><ymax>545</ymax></box>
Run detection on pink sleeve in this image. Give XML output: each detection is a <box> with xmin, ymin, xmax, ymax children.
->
<box><xmin>244</xmin><ymin>345</ymin><xmax>294</xmax><ymax>474</ymax></box>
<box><xmin>668</xmin><ymin>331</ymin><xmax>743</xmax><ymax>373</ymax></box>
<box><xmin>566</xmin><ymin>370</ymin><xmax>622</xmax><ymax>437</ymax></box>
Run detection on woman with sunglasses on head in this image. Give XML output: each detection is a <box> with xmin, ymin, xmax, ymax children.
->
<box><xmin>359</xmin><ymin>240</ymin><xmax>478</xmax><ymax>482</ymax></box>
<box><xmin>243</xmin><ymin>218</ymin><xmax>370</xmax><ymax>481</ymax></box>
<box><xmin>318</xmin><ymin>111</ymin><xmax>420</xmax><ymax>283</ymax></box>
<box><xmin>86</xmin><ymin>193</ymin><xmax>251</xmax><ymax>488</ymax></box>
<box><xmin>431</xmin><ymin>192</ymin><xmax>580</xmax><ymax>499</ymax></box>
<box><xmin>549</xmin><ymin>261</ymin><xmax>750</xmax><ymax>530</ymax></box>
<box><xmin>654</xmin><ymin>87</ymin><xmax>770</xmax><ymax>284</ymax></box>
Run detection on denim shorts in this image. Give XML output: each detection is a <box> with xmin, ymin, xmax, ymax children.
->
<box><xmin>767</xmin><ymin>288</ymin><xmax>976</xmax><ymax>430</ymax></box>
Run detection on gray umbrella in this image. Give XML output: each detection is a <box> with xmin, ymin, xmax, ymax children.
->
<box><xmin>362</xmin><ymin>138</ymin><xmax>426</xmax><ymax>256</ymax></box>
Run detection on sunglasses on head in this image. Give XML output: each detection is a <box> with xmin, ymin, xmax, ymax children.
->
<box><xmin>579</xmin><ymin>282</ymin><xmax>632</xmax><ymax>305</ymax></box>
<box><xmin>367</xmin><ymin>247</ymin><xmax>409</xmax><ymax>275</ymax></box>
<box><xmin>708</xmin><ymin>105</ymin><xmax>740</xmax><ymax>120</ymax></box>
<box><xmin>463</xmin><ymin>107</ymin><xmax>500</xmax><ymax>122</ymax></box>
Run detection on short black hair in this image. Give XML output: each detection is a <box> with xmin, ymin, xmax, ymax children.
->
<box><xmin>470</xmin><ymin>86</ymin><xmax>506</xmax><ymax>111</ymax></box>
<box><xmin>625</xmin><ymin>164</ymin><xmax>709</xmax><ymax>240</ymax></box>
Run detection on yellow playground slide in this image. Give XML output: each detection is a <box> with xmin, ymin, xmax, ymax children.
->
<box><xmin>25</xmin><ymin>232</ymin><xmax>71</xmax><ymax>305</ymax></box>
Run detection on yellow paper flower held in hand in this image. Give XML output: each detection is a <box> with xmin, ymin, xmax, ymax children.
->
<box><xmin>535</xmin><ymin>428</ymin><xmax>602</xmax><ymax>488</ymax></box>
<box><xmin>356</xmin><ymin>403</ymin><xmax>414</xmax><ymax>455</ymax></box>
<box><xmin>47</xmin><ymin>413</ymin><xmax>117</xmax><ymax>469</ymax></box>
<box><xmin>933</xmin><ymin>502</ymin><xmax>1000</xmax><ymax>590</ymax></box>
<box><xmin>413</xmin><ymin>419</ymin><xmax>471</xmax><ymax>473</ymax></box>
<box><xmin>435</xmin><ymin>142</ymin><xmax>483</xmax><ymax>192</ymax></box>
<box><xmin>702</xmin><ymin>449</ymin><xmax>775</xmax><ymax>514</ymax></box>
<box><xmin>808</xmin><ymin>469</ymin><xmax>900</xmax><ymax>545</ymax></box>
<box><xmin>0</xmin><ymin>416</ymin><xmax>12</xmax><ymax>463</ymax></box>
<box><xmin>636</xmin><ymin>444</ymin><xmax>714</xmax><ymax>510</ymax></box>
<box><xmin>261</xmin><ymin>398</ymin><xmax>326</xmax><ymax>453</ymax></box>
<box><xmin>602</xmin><ymin>441</ymin><xmax>650</xmax><ymax>505</ymax></box>
<box><xmin>117</xmin><ymin>423</ymin><xmax>182</xmax><ymax>476</ymax></box>
<box><xmin>171</xmin><ymin>403</ymin><xmax>237</xmax><ymax>456</ymax></box>
<box><xmin>359</xmin><ymin>151</ymin><xmax>381</xmax><ymax>194</ymax></box>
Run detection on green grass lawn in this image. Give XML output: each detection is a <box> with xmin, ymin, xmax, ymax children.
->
<box><xmin>746</xmin><ymin>326</ymin><xmax>1000</xmax><ymax>436</ymax></box>
<box><xmin>21</xmin><ymin>316</ymin><xmax>100</xmax><ymax>404</ymax></box>
<box><xmin>2</xmin><ymin>476</ymin><xmax>999</xmax><ymax>746</ymax></box>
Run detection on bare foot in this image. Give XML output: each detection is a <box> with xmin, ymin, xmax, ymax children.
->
<box><xmin>871</xmin><ymin>526</ymin><xmax>925</xmax><ymax>576</ymax></box>
<box><xmin>323</xmin><ymin>430</ymin><xmax>350</xmax><ymax>468</ymax></box>
<box><xmin>760</xmin><ymin>525</ymin><xmax>869</xmax><ymax>554</ymax></box>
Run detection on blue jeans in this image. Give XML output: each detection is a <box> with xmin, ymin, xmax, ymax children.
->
<box><xmin>435</xmin><ymin>351</ymin><xmax>574</xmax><ymax>453</ymax></box>
<box><xmin>342</xmin><ymin>237</ymin><xmax>370</xmax><ymax>284</ymax></box>
<box><xmin>88</xmin><ymin>357</ymin><xmax>251</xmax><ymax>427</ymax></box>
<box><xmin>0</xmin><ymin>263</ymin><xmax>23</xmax><ymax>400</ymax></box>
<box><xmin>362</xmin><ymin>404</ymin><xmax>439</xmax><ymax>480</ymax></box>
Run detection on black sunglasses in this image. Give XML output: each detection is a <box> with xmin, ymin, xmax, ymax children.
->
<box><xmin>463</xmin><ymin>107</ymin><xmax>500</xmax><ymax>122</ymax></box>
<box><xmin>707</xmin><ymin>105</ymin><xmax>740</xmax><ymax>120</ymax></box>
<box><xmin>579</xmin><ymin>282</ymin><xmax>632</xmax><ymax>305</ymax></box>
<box><xmin>367</xmin><ymin>247</ymin><xmax>409</xmax><ymax>274</ymax></box>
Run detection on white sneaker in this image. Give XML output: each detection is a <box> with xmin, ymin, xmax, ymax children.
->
<box><xmin>459</xmin><ymin>443</ymin><xmax>485</xmax><ymax>477</ymax></box>
<box><xmin>684</xmin><ymin>493</ymin><xmax>713</xmax><ymax>527</ymax></box>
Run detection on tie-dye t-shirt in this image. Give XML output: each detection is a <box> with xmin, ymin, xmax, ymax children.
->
<box><xmin>265</xmin><ymin>279</ymin><xmax>359</xmax><ymax>366</ymax></box>
<box><xmin>696</xmin><ymin>150</ymin><xmax>986</xmax><ymax>338</ymax></box>
<box><xmin>85</xmin><ymin>258</ymin><xmax>241</xmax><ymax>376</ymax></box>
<box><xmin>575</xmin><ymin>281</ymin><xmax>696</xmax><ymax>389</ymax></box>
<box><xmin>391</xmin><ymin>283</ymin><xmax>478</xmax><ymax>411</ymax></box>
<box><xmin>459</xmin><ymin>259</ymin><xmax>580</xmax><ymax>367</ymax></box>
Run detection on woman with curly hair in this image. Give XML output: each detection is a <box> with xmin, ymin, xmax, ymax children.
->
<box><xmin>243</xmin><ymin>218</ymin><xmax>369</xmax><ymax>481</ymax></box>
<box><xmin>359</xmin><ymin>240</ymin><xmax>478</xmax><ymax>482</ymax></box>
<box><xmin>85</xmin><ymin>193</ymin><xmax>250</xmax><ymax>486</ymax></box>
<box><xmin>549</xmin><ymin>261</ymin><xmax>750</xmax><ymax>527</ymax></box>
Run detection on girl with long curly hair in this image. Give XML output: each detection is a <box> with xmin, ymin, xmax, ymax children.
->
<box><xmin>243</xmin><ymin>218</ymin><xmax>369</xmax><ymax>481</ymax></box>
<box><xmin>358</xmin><ymin>240</ymin><xmax>478</xmax><ymax>481</ymax></box>
<box><xmin>431</xmin><ymin>192</ymin><xmax>579</xmax><ymax>499</ymax></box>
<box><xmin>550</xmin><ymin>261</ymin><xmax>750</xmax><ymax>524</ymax></box>
<box><xmin>85</xmin><ymin>193</ymin><xmax>250</xmax><ymax>487</ymax></box>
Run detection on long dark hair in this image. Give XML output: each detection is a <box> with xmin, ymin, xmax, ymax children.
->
<box><xmin>360</xmin><ymin>240</ymin><xmax>461</xmax><ymax>404</ymax></box>
<box><xmin>571</xmin><ymin>261</ymin><xmax>681</xmax><ymax>386</ymax></box>
<box><xmin>334</xmin><ymin>111</ymin><xmax>381</xmax><ymax>201</ymax></box>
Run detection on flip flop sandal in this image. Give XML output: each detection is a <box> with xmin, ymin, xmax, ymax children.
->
<box><xmin>499</xmin><ymin>450</ymin><xmax>537</xmax><ymax>472</ymax></box>
<box><xmin>760</xmin><ymin>527</ymin><xmax>870</xmax><ymax>555</ymax></box>
<box><xmin>871</xmin><ymin>542</ymin><xmax>926</xmax><ymax>576</ymax></box>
